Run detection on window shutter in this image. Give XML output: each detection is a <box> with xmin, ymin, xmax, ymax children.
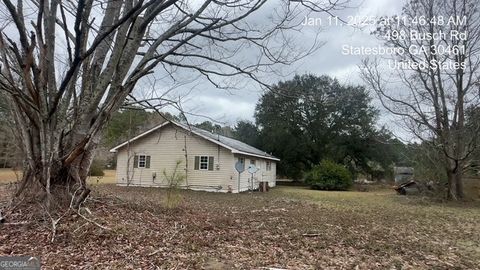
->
<box><xmin>208</xmin><ymin>156</ymin><xmax>214</xmax><ymax>171</ymax></box>
<box><xmin>194</xmin><ymin>156</ymin><xmax>199</xmax><ymax>170</ymax></box>
<box><xmin>133</xmin><ymin>155</ymin><xmax>138</xmax><ymax>168</ymax></box>
<box><xmin>146</xmin><ymin>156</ymin><xmax>151</xmax><ymax>168</ymax></box>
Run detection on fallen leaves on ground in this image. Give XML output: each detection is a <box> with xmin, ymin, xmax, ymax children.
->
<box><xmin>1</xmin><ymin>185</ymin><xmax>479</xmax><ymax>269</ymax></box>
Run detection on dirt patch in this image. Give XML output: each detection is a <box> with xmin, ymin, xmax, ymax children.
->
<box><xmin>1</xmin><ymin>185</ymin><xmax>479</xmax><ymax>269</ymax></box>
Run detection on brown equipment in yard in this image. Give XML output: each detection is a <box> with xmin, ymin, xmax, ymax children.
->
<box><xmin>259</xmin><ymin>181</ymin><xmax>269</xmax><ymax>192</ymax></box>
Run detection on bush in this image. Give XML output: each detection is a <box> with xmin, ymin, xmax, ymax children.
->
<box><xmin>89</xmin><ymin>160</ymin><xmax>105</xmax><ymax>177</ymax></box>
<box><xmin>162</xmin><ymin>160</ymin><xmax>185</xmax><ymax>208</ymax></box>
<box><xmin>306</xmin><ymin>160</ymin><xmax>352</xmax><ymax>190</ymax></box>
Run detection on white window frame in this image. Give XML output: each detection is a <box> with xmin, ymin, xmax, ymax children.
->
<box><xmin>138</xmin><ymin>155</ymin><xmax>146</xmax><ymax>168</ymax></box>
<box><xmin>266</xmin><ymin>161</ymin><xmax>271</xmax><ymax>171</ymax></box>
<box><xmin>199</xmin><ymin>156</ymin><xmax>209</xmax><ymax>170</ymax></box>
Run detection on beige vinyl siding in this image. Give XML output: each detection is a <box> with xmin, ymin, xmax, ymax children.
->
<box><xmin>258</xmin><ymin>159</ymin><xmax>277</xmax><ymax>187</ymax></box>
<box><xmin>233</xmin><ymin>155</ymin><xmax>277</xmax><ymax>192</ymax></box>
<box><xmin>234</xmin><ymin>155</ymin><xmax>251</xmax><ymax>192</ymax></box>
<box><xmin>115</xmin><ymin>124</ymin><xmax>236</xmax><ymax>192</ymax></box>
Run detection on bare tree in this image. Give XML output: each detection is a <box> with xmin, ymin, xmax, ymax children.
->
<box><xmin>361</xmin><ymin>0</ymin><xmax>480</xmax><ymax>199</ymax></box>
<box><xmin>0</xmin><ymin>0</ymin><xmax>346</xmax><ymax>209</ymax></box>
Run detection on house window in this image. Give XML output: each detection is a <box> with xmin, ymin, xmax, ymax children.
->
<box><xmin>134</xmin><ymin>155</ymin><xmax>150</xmax><ymax>168</ymax></box>
<box><xmin>266</xmin><ymin>161</ymin><xmax>272</xmax><ymax>171</ymax></box>
<box><xmin>200</xmin><ymin>156</ymin><xmax>209</xmax><ymax>170</ymax></box>
<box><xmin>195</xmin><ymin>156</ymin><xmax>214</xmax><ymax>171</ymax></box>
<box><xmin>138</xmin><ymin>155</ymin><xmax>146</xmax><ymax>168</ymax></box>
<box><xmin>250</xmin><ymin>159</ymin><xmax>256</xmax><ymax>166</ymax></box>
<box><xmin>238</xmin><ymin>157</ymin><xmax>245</xmax><ymax>165</ymax></box>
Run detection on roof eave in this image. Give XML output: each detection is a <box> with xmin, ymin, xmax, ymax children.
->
<box><xmin>169</xmin><ymin>121</ymin><xmax>238</xmax><ymax>152</ymax></box>
<box><xmin>231</xmin><ymin>150</ymin><xmax>280</xmax><ymax>161</ymax></box>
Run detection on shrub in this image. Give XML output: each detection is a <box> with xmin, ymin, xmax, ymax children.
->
<box><xmin>89</xmin><ymin>160</ymin><xmax>105</xmax><ymax>177</ymax></box>
<box><xmin>162</xmin><ymin>160</ymin><xmax>185</xmax><ymax>208</ymax></box>
<box><xmin>306</xmin><ymin>160</ymin><xmax>352</xmax><ymax>190</ymax></box>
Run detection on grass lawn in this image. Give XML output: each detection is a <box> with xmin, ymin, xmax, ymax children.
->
<box><xmin>0</xmin><ymin>169</ymin><xmax>116</xmax><ymax>185</ymax></box>
<box><xmin>1</xmin><ymin>183</ymin><xmax>479</xmax><ymax>269</ymax></box>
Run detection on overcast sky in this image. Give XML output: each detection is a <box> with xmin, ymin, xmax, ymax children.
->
<box><xmin>146</xmin><ymin>0</ymin><xmax>407</xmax><ymax>136</ymax></box>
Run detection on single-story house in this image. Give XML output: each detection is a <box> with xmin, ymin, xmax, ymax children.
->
<box><xmin>109</xmin><ymin>121</ymin><xmax>279</xmax><ymax>193</ymax></box>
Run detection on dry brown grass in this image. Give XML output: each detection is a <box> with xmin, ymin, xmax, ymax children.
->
<box><xmin>0</xmin><ymin>169</ymin><xmax>116</xmax><ymax>185</ymax></box>
<box><xmin>86</xmin><ymin>170</ymin><xmax>116</xmax><ymax>185</ymax></box>
<box><xmin>464</xmin><ymin>177</ymin><xmax>480</xmax><ymax>199</ymax></box>
<box><xmin>0</xmin><ymin>168</ymin><xmax>21</xmax><ymax>183</ymax></box>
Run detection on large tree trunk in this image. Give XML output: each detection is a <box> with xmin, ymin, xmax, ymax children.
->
<box><xmin>446</xmin><ymin>159</ymin><xmax>465</xmax><ymax>200</ymax></box>
<box><xmin>454</xmin><ymin>168</ymin><xmax>465</xmax><ymax>199</ymax></box>
<box><xmin>12</xmin><ymin>114</ymin><xmax>103</xmax><ymax>210</ymax></box>
<box><xmin>446</xmin><ymin>169</ymin><xmax>457</xmax><ymax>200</ymax></box>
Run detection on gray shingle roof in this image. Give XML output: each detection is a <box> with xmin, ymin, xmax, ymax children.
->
<box><xmin>174</xmin><ymin>122</ymin><xmax>279</xmax><ymax>161</ymax></box>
